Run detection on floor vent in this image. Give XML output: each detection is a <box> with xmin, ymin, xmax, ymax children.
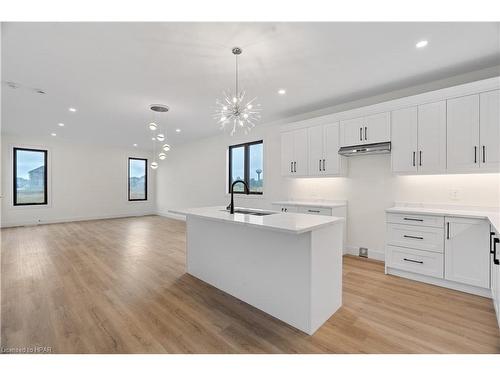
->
<box><xmin>359</xmin><ymin>247</ymin><xmax>368</xmax><ymax>258</ymax></box>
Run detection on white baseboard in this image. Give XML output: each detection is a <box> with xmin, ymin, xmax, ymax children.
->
<box><xmin>345</xmin><ymin>245</ymin><xmax>385</xmax><ymax>261</ymax></box>
<box><xmin>0</xmin><ymin>212</ymin><xmax>156</xmax><ymax>228</ymax></box>
<box><xmin>157</xmin><ymin>210</ymin><xmax>186</xmax><ymax>221</ymax></box>
<box><xmin>386</xmin><ymin>267</ymin><xmax>492</xmax><ymax>298</ymax></box>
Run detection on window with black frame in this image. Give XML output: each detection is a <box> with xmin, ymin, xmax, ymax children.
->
<box><xmin>13</xmin><ymin>147</ymin><xmax>48</xmax><ymax>206</ymax></box>
<box><xmin>228</xmin><ymin>140</ymin><xmax>263</xmax><ymax>194</ymax></box>
<box><xmin>128</xmin><ymin>158</ymin><xmax>148</xmax><ymax>201</ymax></box>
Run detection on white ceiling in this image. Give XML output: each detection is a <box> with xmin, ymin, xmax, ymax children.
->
<box><xmin>2</xmin><ymin>22</ymin><xmax>499</xmax><ymax>149</ymax></box>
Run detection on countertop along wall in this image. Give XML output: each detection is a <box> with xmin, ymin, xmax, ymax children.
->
<box><xmin>1</xmin><ymin>134</ymin><xmax>156</xmax><ymax>227</ymax></box>
<box><xmin>157</xmin><ymin>68</ymin><xmax>500</xmax><ymax>258</ymax></box>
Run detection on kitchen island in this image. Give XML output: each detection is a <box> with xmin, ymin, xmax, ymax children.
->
<box><xmin>169</xmin><ymin>206</ymin><xmax>344</xmax><ymax>335</ymax></box>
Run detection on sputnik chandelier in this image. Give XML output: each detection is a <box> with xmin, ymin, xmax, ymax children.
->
<box><xmin>214</xmin><ymin>47</ymin><xmax>261</xmax><ymax>136</ymax></box>
<box><xmin>148</xmin><ymin>104</ymin><xmax>171</xmax><ymax>170</ymax></box>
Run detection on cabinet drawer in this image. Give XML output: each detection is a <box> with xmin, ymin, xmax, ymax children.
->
<box><xmin>387</xmin><ymin>213</ymin><xmax>444</xmax><ymax>228</ymax></box>
<box><xmin>386</xmin><ymin>245</ymin><xmax>444</xmax><ymax>278</ymax></box>
<box><xmin>387</xmin><ymin>224</ymin><xmax>444</xmax><ymax>253</ymax></box>
<box><xmin>297</xmin><ymin>206</ymin><xmax>332</xmax><ymax>216</ymax></box>
<box><xmin>273</xmin><ymin>205</ymin><xmax>298</xmax><ymax>213</ymax></box>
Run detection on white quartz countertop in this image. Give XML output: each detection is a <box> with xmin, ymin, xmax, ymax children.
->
<box><xmin>272</xmin><ymin>200</ymin><xmax>347</xmax><ymax>208</ymax></box>
<box><xmin>386</xmin><ymin>205</ymin><xmax>500</xmax><ymax>233</ymax></box>
<box><xmin>169</xmin><ymin>206</ymin><xmax>344</xmax><ymax>234</ymax></box>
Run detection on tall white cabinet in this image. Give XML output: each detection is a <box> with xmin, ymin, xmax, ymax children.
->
<box><xmin>391</xmin><ymin>101</ymin><xmax>446</xmax><ymax>174</ymax></box>
<box><xmin>447</xmin><ymin>90</ymin><xmax>500</xmax><ymax>173</ymax></box>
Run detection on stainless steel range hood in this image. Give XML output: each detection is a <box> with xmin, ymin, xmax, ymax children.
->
<box><xmin>338</xmin><ymin>141</ymin><xmax>391</xmax><ymax>156</ymax></box>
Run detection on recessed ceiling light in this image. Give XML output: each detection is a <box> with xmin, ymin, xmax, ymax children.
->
<box><xmin>133</xmin><ymin>143</ymin><xmax>138</xmax><ymax>147</ymax></box>
<box><xmin>151</xmin><ymin>137</ymin><xmax>156</xmax><ymax>141</ymax></box>
<box><xmin>416</xmin><ymin>40</ymin><xmax>428</xmax><ymax>48</ymax></box>
<box><xmin>175</xmin><ymin>128</ymin><xmax>181</xmax><ymax>133</ymax></box>
<box><xmin>68</xmin><ymin>107</ymin><xmax>77</xmax><ymax>112</ymax></box>
<box><xmin>51</xmin><ymin>133</ymin><xmax>57</xmax><ymax>137</ymax></box>
<box><xmin>278</xmin><ymin>89</ymin><xmax>286</xmax><ymax>95</ymax></box>
<box><xmin>58</xmin><ymin>123</ymin><xmax>65</xmax><ymax>127</ymax></box>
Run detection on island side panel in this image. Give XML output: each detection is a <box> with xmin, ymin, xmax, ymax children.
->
<box><xmin>309</xmin><ymin>221</ymin><xmax>343</xmax><ymax>334</ymax></box>
<box><xmin>186</xmin><ymin>216</ymin><xmax>312</xmax><ymax>333</ymax></box>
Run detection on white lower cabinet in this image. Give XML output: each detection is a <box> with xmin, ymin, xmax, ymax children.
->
<box><xmin>386</xmin><ymin>212</ymin><xmax>492</xmax><ymax>296</ymax></box>
<box><xmin>490</xmin><ymin>229</ymin><xmax>500</xmax><ymax>326</ymax></box>
<box><xmin>444</xmin><ymin>217</ymin><xmax>490</xmax><ymax>289</ymax></box>
<box><xmin>386</xmin><ymin>245</ymin><xmax>444</xmax><ymax>278</ymax></box>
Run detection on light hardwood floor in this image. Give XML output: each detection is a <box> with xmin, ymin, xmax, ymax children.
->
<box><xmin>1</xmin><ymin>215</ymin><xmax>499</xmax><ymax>353</ymax></box>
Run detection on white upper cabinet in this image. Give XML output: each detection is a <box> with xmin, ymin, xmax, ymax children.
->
<box><xmin>308</xmin><ymin>125</ymin><xmax>324</xmax><ymax>176</ymax></box>
<box><xmin>391</xmin><ymin>106</ymin><xmax>418</xmax><ymax>173</ymax></box>
<box><xmin>323</xmin><ymin>123</ymin><xmax>344</xmax><ymax>175</ymax></box>
<box><xmin>340</xmin><ymin>112</ymin><xmax>390</xmax><ymax>146</ymax></box>
<box><xmin>417</xmin><ymin>101</ymin><xmax>447</xmax><ymax>173</ymax></box>
<box><xmin>339</xmin><ymin>117</ymin><xmax>364</xmax><ymax>146</ymax></box>
<box><xmin>281</xmin><ymin>128</ymin><xmax>308</xmax><ymax>176</ymax></box>
<box><xmin>480</xmin><ymin>90</ymin><xmax>500</xmax><ymax>172</ymax></box>
<box><xmin>281</xmin><ymin>130</ymin><xmax>294</xmax><ymax>176</ymax></box>
<box><xmin>391</xmin><ymin>101</ymin><xmax>446</xmax><ymax>174</ymax></box>
<box><xmin>444</xmin><ymin>217</ymin><xmax>490</xmax><ymax>289</ymax></box>
<box><xmin>447</xmin><ymin>95</ymin><xmax>480</xmax><ymax>173</ymax></box>
<box><xmin>364</xmin><ymin>112</ymin><xmax>391</xmax><ymax>144</ymax></box>
<box><xmin>307</xmin><ymin>123</ymin><xmax>345</xmax><ymax>177</ymax></box>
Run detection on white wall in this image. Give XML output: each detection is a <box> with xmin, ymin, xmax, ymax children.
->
<box><xmin>157</xmin><ymin>70</ymin><xmax>500</xmax><ymax>257</ymax></box>
<box><xmin>1</xmin><ymin>134</ymin><xmax>156</xmax><ymax>227</ymax></box>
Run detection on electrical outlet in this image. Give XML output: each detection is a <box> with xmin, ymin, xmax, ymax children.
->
<box><xmin>449</xmin><ymin>188</ymin><xmax>460</xmax><ymax>201</ymax></box>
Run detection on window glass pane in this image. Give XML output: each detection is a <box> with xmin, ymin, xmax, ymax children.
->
<box><xmin>129</xmin><ymin>159</ymin><xmax>147</xmax><ymax>200</ymax></box>
<box><xmin>15</xmin><ymin>149</ymin><xmax>46</xmax><ymax>205</ymax></box>
<box><xmin>230</xmin><ymin>146</ymin><xmax>245</xmax><ymax>192</ymax></box>
<box><xmin>249</xmin><ymin>143</ymin><xmax>263</xmax><ymax>193</ymax></box>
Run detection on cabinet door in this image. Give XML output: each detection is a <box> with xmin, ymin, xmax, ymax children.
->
<box><xmin>364</xmin><ymin>112</ymin><xmax>390</xmax><ymax>144</ymax></box>
<box><xmin>447</xmin><ymin>95</ymin><xmax>480</xmax><ymax>173</ymax></box>
<box><xmin>444</xmin><ymin>217</ymin><xmax>490</xmax><ymax>288</ymax></box>
<box><xmin>324</xmin><ymin>122</ymin><xmax>341</xmax><ymax>175</ymax></box>
<box><xmin>307</xmin><ymin>125</ymin><xmax>324</xmax><ymax>176</ymax></box>
<box><xmin>293</xmin><ymin>128</ymin><xmax>308</xmax><ymax>176</ymax></box>
<box><xmin>340</xmin><ymin>117</ymin><xmax>364</xmax><ymax>146</ymax></box>
<box><xmin>418</xmin><ymin>101</ymin><xmax>446</xmax><ymax>173</ymax></box>
<box><xmin>391</xmin><ymin>107</ymin><xmax>417</xmax><ymax>173</ymax></box>
<box><xmin>480</xmin><ymin>90</ymin><xmax>500</xmax><ymax>172</ymax></box>
<box><xmin>280</xmin><ymin>131</ymin><xmax>294</xmax><ymax>176</ymax></box>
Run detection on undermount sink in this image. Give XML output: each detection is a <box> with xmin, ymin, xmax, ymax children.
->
<box><xmin>221</xmin><ymin>208</ymin><xmax>276</xmax><ymax>216</ymax></box>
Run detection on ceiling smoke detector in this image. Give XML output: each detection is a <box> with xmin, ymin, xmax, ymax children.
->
<box><xmin>150</xmin><ymin>104</ymin><xmax>169</xmax><ymax>113</ymax></box>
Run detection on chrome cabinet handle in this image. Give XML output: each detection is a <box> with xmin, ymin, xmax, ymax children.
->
<box><xmin>403</xmin><ymin>258</ymin><xmax>423</xmax><ymax>264</ymax></box>
<box><xmin>308</xmin><ymin>209</ymin><xmax>321</xmax><ymax>213</ymax></box>
<box><xmin>412</xmin><ymin>151</ymin><xmax>416</xmax><ymax>167</ymax></box>
<box><xmin>294</xmin><ymin>161</ymin><xmax>297</xmax><ymax>173</ymax></box>
<box><xmin>482</xmin><ymin>145</ymin><xmax>486</xmax><ymax>163</ymax></box>
<box><xmin>319</xmin><ymin>159</ymin><xmax>321</xmax><ymax>171</ymax></box>
<box><xmin>446</xmin><ymin>222</ymin><xmax>450</xmax><ymax>240</ymax></box>
<box><xmin>474</xmin><ymin>146</ymin><xmax>477</xmax><ymax>163</ymax></box>
<box><xmin>290</xmin><ymin>161</ymin><xmax>293</xmax><ymax>173</ymax></box>
<box><xmin>364</xmin><ymin>126</ymin><xmax>367</xmax><ymax>141</ymax></box>
<box><xmin>360</xmin><ymin>127</ymin><xmax>362</xmax><ymax>141</ymax></box>
<box><xmin>322</xmin><ymin>159</ymin><xmax>326</xmax><ymax>171</ymax></box>
<box><xmin>419</xmin><ymin>151</ymin><xmax>422</xmax><ymax>166</ymax></box>
<box><xmin>403</xmin><ymin>218</ymin><xmax>423</xmax><ymax>222</ymax></box>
